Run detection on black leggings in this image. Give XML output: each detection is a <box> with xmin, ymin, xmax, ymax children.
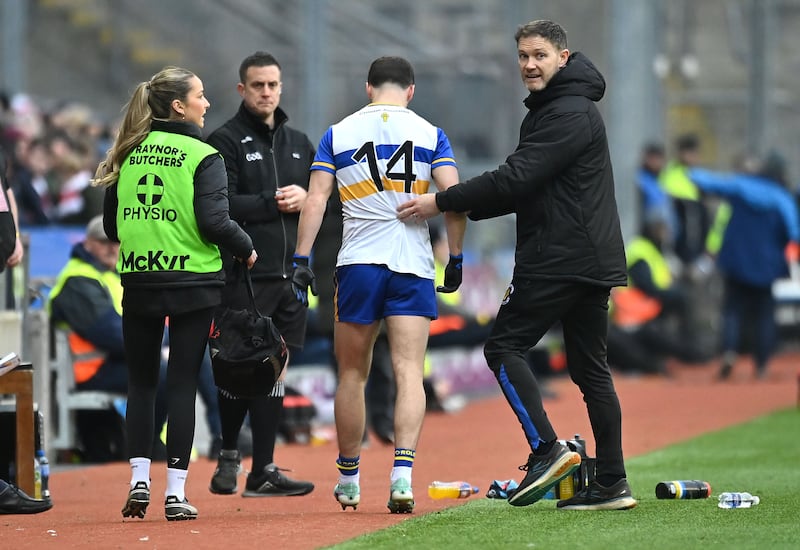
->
<box><xmin>123</xmin><ymin>307</ymin><xmax>214</xmax><ymax>470</ymax></box>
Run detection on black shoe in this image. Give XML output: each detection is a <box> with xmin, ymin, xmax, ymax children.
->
<box><xmin>718</xmin><ymin>362</ymin><xmax>733</xmax><ymax>380</ymax></box>
<box><xmin>557</xmin><ymin>478</ymin><xmax>637</xmax><ymax>510</ymax></box>
<box><xmin>507</xmin><ymin>442</ymin><xmax>582</xmax><ymax>507</ymax></box>
<box><xmin>121</xmin><ymin>481</ymin><xmax>149</xmax><ymax>519</ymax></box>
<box><xmin>242</xmin><ymin>465</ymin><xmax>315</xmax><ymax>497</ymax></box>
<box><xmin>0</xmin><ymin>480</ymin><xmax>52</xmax><ymax>515</ymax></box>
<box><xmin>209</xmin><ymin>449</ymin><xmax>241</xmax><ymax>495</ymax></box>
<box><xmin>165</xmin><ymin>495</ymin><xmax>197</xmax><ymax>521</ymax></box>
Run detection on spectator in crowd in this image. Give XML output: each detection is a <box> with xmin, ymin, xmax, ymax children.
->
<box><xmin>95</xmin><ymin>65</ymin><xmax>256</xmax><ymax>521</ymax></box>
<box><xmin>206</xmin><ymin>51</ymin><xmax>315</xmax><ymax>499</ymax></box>
<box><xmin>1</xmin><ymin>147</ymin><xmax>23</xmax><ymax>271</ymax></box>
<box><xmin>397</xmin><ymin>19</ymin><xmax>637</xmax><ymax>511</ymax></box>
<box><xmin>9</xmin><ymin>137</ymin><xmax>55</xmax><ymax>225</ymax></box>
<box><xmin>293</xmin><ymin>55</ymin><xmax>467</xmax><ymax>513</ymax></box>
<box><xmin>635</xmin><ymin>141</ymin><xmax>676</xmax><ymax>238</ymax></box>
<box><xmin>689</xmin><ymin>151</ymin><xmax>800</xmax><ymax>380</ymax></box>
<box><xmin>51</xmin><ymin>136</ymin><xmax>98</xmax><ymax>225</ymax></box>
<box><xmin>607</xmin><ymin>210</ymin><xmax>703</xmax><ymax>375</ymax></box>
<box><xmin>659</xmin><ymin>133</ymin><xmax>712</xmax><ymax>271</ymax></box>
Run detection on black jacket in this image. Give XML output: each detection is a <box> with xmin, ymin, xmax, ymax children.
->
<box><xmin>103</xmin><ymin>120</ymin><xmax>253</xmax><ymax>314</ymax></box>
<box><xmin>207</xmin><ymin>104</ymin><xmax>315</xmax><ymax>281</ymax></box>
<box><xmin>436</xmin><ymin>52</ymin><xmax>626</xmax><ymax>287</ymax></box>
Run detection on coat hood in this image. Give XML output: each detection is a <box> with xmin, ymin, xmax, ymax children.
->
<box><xmin>524</xmin><ymin>52</ymin><xmax>606</xmax><ymax>109</ymax></box>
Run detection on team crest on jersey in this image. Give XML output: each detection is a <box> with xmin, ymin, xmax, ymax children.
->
<box><xmin>501</xmin><ymin>283</ymin><xmax>514</xmax><ymax>306</ymax></box>
<box><xmin>381</xmin><ymin>112</ymin><xmax>389</xmax><ymax>122</ymax></box>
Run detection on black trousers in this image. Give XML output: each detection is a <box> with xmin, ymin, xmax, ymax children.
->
<box><xmin>484</xmin><ymin>279</ymin><xmax>626</xmax><ymax>481</ymax></box>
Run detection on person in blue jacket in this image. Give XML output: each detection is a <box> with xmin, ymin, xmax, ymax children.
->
<box><xmin>689</xmin><ymin>151</ymin><xmax>799</xmax><ymax>379</ymax></box>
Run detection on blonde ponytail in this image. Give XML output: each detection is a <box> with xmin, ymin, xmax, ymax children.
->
<box><xmin>91</xmin><ymin>66</ymin><xmax>197</xmax><ymax>188</ymax></box>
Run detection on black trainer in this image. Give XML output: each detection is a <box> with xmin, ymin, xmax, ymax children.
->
<box><xmin>209</xmin><ymin>449</ymin><xmax>241</xmax><ymax>495</ymax></box>
<box><xmin>557</xmin><ymin>478</ymin><xmax>637</xmax><ymax>510</ymax></box>
<box><xmin>242</xmin><ymin>465</ymin><xmax>315</xmax><ymax>497</ymax></box>
<box><xmin>121</xmin><ymin>481</ymin><xmax>150</xmax><ymax>519</ymax></box>
<box><xmin>508</xmin><ymin>442</ymin><xmax>582</xmax><ymax>507</ymax></box>
<box><xmin>165</xmin><ymin>495</ymin><xmax>198</xmax><ymax>520</ymax></box>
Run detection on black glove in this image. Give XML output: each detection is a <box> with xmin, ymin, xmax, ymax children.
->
<box><xmin>291</xmin><ymin>254</ymin><xmax>317</xmax><ymax>306</ymax></box>
<box><xmin>436</xmin><ymin>253</ymin><xmax>463</xmax><ymax>293</ymax></box>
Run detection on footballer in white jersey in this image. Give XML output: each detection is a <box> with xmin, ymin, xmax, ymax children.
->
<box><xmin>310</xmin><ymin>103</ymin><xmax>457</xmax><ymax>280</ymax></box>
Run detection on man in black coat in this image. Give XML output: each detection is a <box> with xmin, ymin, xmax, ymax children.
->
<box><xmin>206</xmin><ymin>51</ymin><xmax>314</xmax><ymax>498</ymax></box>
<box><xmin>397</xmin><ymin>20</ymin><xmax>636</xmax><ymax>511</ymax></box>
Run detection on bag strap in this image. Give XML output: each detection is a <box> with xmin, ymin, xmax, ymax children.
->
<box><xmin>240</xmin><ymin>263</ymin><xmax>263</xmax><ymax>318</ymax></box>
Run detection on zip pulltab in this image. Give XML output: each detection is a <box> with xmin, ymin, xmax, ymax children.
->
<box><xmin>270</xmin><ymin>147</ymin><xmax>290</xmax><ymax>278</ymax></box>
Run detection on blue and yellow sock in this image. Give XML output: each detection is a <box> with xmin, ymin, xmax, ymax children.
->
<box><xmin>336</xmin><ymin>455</ymin><xmax>360</xmax><ymax>486</ymax></box>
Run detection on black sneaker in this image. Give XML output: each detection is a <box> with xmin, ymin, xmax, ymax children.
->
<box><xmin>242</xmin><ymin>465</ymin><xmax>315</xmax><ymax>497</ymax></box>
<box><xmin>209</xmin><ymin>449</ymin><xmax>241</xmax><ymax>495</ymax></box>
<box><xmin>508</xmin><ymin>442</ymin><xmax>582</xmax><ymax>507</ymax></box>
<box><xmin>164</xmin><ymin>495</ymin><xmax>198</xmax><ymax>521</ymax></box>
<box><xmin>121</xmin><ymin>481</ymin><xmax>150</xmax><ymax>519</ymax></box>
<box><xmin>556</xmin><ymin>478</ymin><xmax>637</xmax><ymax>510</ymax></box>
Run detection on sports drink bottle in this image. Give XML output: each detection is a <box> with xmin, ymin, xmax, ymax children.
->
<box><xmin>428</xmin><ymin>481</ymin><xmax>479</xmax><ymax>499</ymax></box>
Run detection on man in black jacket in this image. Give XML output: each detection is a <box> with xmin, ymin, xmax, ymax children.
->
<box><xmin>397</xmin><ymin>20</ymin><xmax>636</xmax><ymax>511</ymax></box>
<box><xmin>206</xmin><ymin>52</ymin><xmax>314</xmax><ymax>497</ymax></box>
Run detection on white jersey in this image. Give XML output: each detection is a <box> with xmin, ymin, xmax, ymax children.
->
<box><xmin>311</xmin><ymin>103</ymin><xmax>457</xmax><ymax>279</ymax></box>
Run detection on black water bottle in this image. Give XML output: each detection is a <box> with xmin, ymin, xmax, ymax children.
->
<box><xmin>655</xmin><ymin>480</ymin><xmax>712</xmax><ymax>499</ymax></box>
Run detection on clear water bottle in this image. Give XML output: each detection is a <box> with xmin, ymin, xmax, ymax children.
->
<box><xmin>717</xmin><ymin>492</ymin><xmax>760</xmax><ymax>509</ymax></box>
<box><xmin>36</xmin><ymin>450</ymin><xmax>50</xmax><ymax>499</ymax></box>
<box><xmin>428</xmin><ymin>481</ymin><xmax>479</xmax><ymax>500</ymax></box>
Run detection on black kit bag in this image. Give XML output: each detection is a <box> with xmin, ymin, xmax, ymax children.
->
<box><xmin>209</xmin><ymin>265</ymin><xmax>288</xmax><ymax>399</ymax></box>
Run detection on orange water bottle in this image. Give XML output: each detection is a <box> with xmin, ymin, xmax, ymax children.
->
<box><xmin>428</xmin><ymin>481</ymin><xmax>479</xmax><ymax>500</ymax></box>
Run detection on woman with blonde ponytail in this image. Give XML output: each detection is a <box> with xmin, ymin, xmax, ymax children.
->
<box><xmin>98</xmin><ymin>66</ymin><xmax>257</xmax><ymax>522</ymax></box>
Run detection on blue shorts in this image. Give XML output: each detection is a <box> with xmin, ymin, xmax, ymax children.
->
<box><xmin>334</xmin><ymin>264</ymin><xmax>437</xmax><ymax>324</ymax></box>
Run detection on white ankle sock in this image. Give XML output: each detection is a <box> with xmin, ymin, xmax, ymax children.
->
<box><xmin>339</xmin><ymin>473</ymin><xmax>360</xmax><ymax>487</ymax></box>
<box><xmin>390</xmin><ymin>466</ymin><xmax>412</xmax><ymax>484</ymax></box>
<box><xmin>129</xmin><ymin>457</ymin><xmax>151</xmax><ymax>488</ymax></box>
<box><xmin>166</xmin><ymin>468</ymin><xmax>187</xmax><ymax>500</ymax></box>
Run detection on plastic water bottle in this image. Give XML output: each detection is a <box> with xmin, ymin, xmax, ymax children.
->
<box><xmin>36</xmin><ymin>450</ymin><xmax>50</xmax><ymax>499</ymax></box>
<box><xmin>33</xmin><ymin>455</ymin><xmax>42</xmax><ymax>499</ymax></box>
<box><xmin>717</xmin><ymin>492</ymin><xmax>760</xmax><ymax>509</ymax></box>
<box><xmin>428</xmin><ymin>481</ymin><xmax>479</xmax><ymax>500</ymax></box>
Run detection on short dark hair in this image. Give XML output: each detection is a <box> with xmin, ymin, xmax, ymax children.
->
<box><xmin>367</xmin><ymin>57</ymin><xmax>415</xmax><ymax>88</ymax></box>
<box><xmin>675</xmin><ymin>133</ymin><xmax>700</xmax><ymax>153</ymax></box>
<box><xmin>239</xmin><ymin>51</ymin><xmax>281</xmax><ymax>83</ymax></box>
<box><xmin>643</xmin><ymin>142</ymin><xmax>665</xmax><ymax>157</ymax></box>
<box><xmin>514</xmin><ymin>20</ymin><xmax>567</xmax><ymax>50</ymax></box>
